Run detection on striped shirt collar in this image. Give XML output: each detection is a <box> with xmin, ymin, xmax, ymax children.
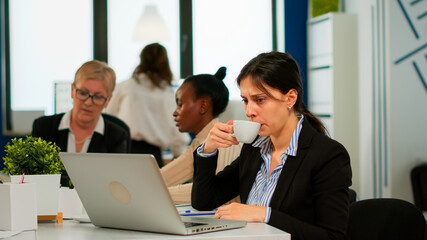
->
<box><xmin>252</xmin><ymin>115</ymin><xmax>304</xmax><ymax>157</ymax></box>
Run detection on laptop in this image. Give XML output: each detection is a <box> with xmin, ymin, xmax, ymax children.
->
<box><xmin>59</xmin><ymin>152</ymin><xmax>246</xmax><ymax>235</ymax></box>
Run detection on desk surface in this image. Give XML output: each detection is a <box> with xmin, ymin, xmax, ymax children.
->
<box><xmin>8</xmin><ymin>220</ymin><xmax>290</xmax><ymax>240</ymax></box>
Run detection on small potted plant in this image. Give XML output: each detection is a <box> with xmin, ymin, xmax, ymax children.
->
<box><xmin>310</xmin><ymin>0</ymin><xmax>340</xmax><ymax>18</ymax></box>
<box><xmin>1</xmin><ymin>136</ymin><xmax>63</xmax><ymax>216</ymax></box>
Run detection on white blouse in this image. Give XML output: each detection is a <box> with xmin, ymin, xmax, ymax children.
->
<box><xmin>105</xmin><ymin>73</ymin><xmax>189</xmax><ymax>156</ymax></box>
<box><xmin>58</xmin><ymin>111</ymin><xmax>105</xmax><ymax>153</ymax></box>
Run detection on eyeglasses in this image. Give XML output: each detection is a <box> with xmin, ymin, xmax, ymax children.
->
<box><xmin>74</xmin><ymin>88</ymin><xmax>109</xmax><ymax>105</ymax></box>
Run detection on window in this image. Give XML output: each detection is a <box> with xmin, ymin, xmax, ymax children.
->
<box><xmin>9</xmin><ymin>0</ymin><xmax>93</xmax><ymax>116</ymax></box>
<box><xmin>193</xmin><ymin>0</ymin><xmax>273</xmax><ymax>100</ymax></box>
<box><xmin>2</xmin><ymin>0</ymin><xmax>282</xmax><ymax>133</ymax></box>
<box><xmin>107</xmin><ymin>0</ymin><xmax>180</xmax><ymax>84</ymax></box>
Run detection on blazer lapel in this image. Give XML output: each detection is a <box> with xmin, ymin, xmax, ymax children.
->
<box><xmin>57</xmin><ymin>129</ymin><xmax>69</xmax><ymax>152</ymax></box>
<box><xmin>269</xmin><ymin>152</ymin><xmax>306</xmax><ymax>209</ymax></box>
<box><xmin>240</xmin><ymin>146</ymin><xmax>263</xmax><ymax>203</ymax></box>
<box><xmin>89</xmin><ymin>132</ymin><xmax>111</xmax><ymax>153</ymax></box>
<box><xmin>269</xmin><ymin>120</ymin><xmax>317</xmax><ymax>209</ymax></box>
<box><xmin>88</xmin><ymin>133</ymin><xmax>102</xmax><ymax>152</ymax></box>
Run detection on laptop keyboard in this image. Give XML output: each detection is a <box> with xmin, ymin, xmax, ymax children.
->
<box><xmin>184</xmin><ymin>222</ymin><xmax>207</xmax><ymax>228</ymax></box>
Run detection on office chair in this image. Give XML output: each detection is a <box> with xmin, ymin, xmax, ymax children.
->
<box><xmin>411</xmin><ymin>162</ymin><xmax>427</xmax><ymax>212</ymax></box>
<box><xmin>347</xmin><ymin>198</ymin><xmax>426</xmax><ymax>240</ymax></box>
<box><xmin>102</xmin><ymin>113</ymin><xmax>131</xmax><ymax>153</ymax></box>
<box><xmin>348</xmin><ymin>188</ymin><xmax>357</xmax><ymax>203</ymax></box>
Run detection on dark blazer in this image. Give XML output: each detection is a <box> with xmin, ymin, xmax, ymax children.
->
<box><xmin>32</xmin><ymin>113</ymin><xmax>129</xmax><ymax>186</ymax></box>
<box><xmin>192</xmin><ymin>120</ymin><xmax>352</xmax><ymax>240</ymax></box>
<box><xmin>32</xmin><ymin>113</ymin><xmax>128</xmax><ymax>153</ymax></box>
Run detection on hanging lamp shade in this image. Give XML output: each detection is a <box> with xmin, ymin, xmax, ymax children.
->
<box><xmin>132</xmin><ymin>5</ymin><xmax>170</xmax><ymax>42</ymax></box>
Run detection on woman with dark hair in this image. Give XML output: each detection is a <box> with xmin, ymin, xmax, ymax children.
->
<box><xmin>192</xmin><ymin>52</ymin><xmax>352</xmax><ymax>239</ymax></box>
<box><xmin>106</xmin><ymin>43</ymin><xmax>189</xmax><ymax>167</ymax></box>
<box><xmin>161</xmin><ymin>67</ymin><xmax>242</xmax><ymax>204</ymax></box>
<box><xmin>133</xmin><ymin>42</ymin><xmax>173</xmax><ymax>87</ymax></box>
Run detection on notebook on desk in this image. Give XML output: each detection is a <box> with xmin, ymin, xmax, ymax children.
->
<box><xmin>59</xmin><ymin>152</ymin><xmax>246</xmax><ymax>235</ymax></box>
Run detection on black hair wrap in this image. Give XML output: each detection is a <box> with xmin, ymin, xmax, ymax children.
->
<box><xmin>214</xmin><ymin>66</ymin><xmax>227</xmax><ymax>81</ymax></box>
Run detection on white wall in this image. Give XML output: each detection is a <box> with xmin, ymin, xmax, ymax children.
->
<box><xmin>349</xmin><ymin>0</ymin><xmax>427</xmax><ymax>201</ymax></box>
<box><xmin>388</xmin><ymin>0</ymin><xmax>427</xmax><ymax>202</ymax></box>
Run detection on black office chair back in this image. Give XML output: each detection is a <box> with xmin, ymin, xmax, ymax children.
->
<box><xmin>347</xmin><ymin>198</ymin><xmax>426</xmax><ymax>240</ymax></box>
<box><xmin>349</xmin><ymin>188</ymin><xmax>357</xmax><ymax>203</ymax></box>
<box><xmin>102</xmin><ymin>113</ymin><xmax>131</xmax><ymax>153</ymax></box>
<box><xmin>411</xmin><ymin>162</ymin><xmax>427</xmax><ymax>212</ymax></box>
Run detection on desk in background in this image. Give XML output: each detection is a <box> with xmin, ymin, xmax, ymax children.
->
<box><xmin>7</xmin><ymin>220</ymin><xmax>290</xmax><ymax>240</ymax></box>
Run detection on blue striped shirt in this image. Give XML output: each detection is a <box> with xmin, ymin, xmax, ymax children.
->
<box><xmin>247</xmin><ymin>116</ymin><xmax>304</xmax><ymax>222</ymax></box>
<box><xmin>196</xmin><ymin>116</ymin><xmax>304</xmax><ymax>223</ymax></box>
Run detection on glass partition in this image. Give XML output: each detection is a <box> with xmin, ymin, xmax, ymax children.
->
<box><xmin>107</xmin><ymin>0</ymin><xmax>180</xmax><ymax>84</ymax></box>
<box><xmin>193</xmin><ymin>0</ymin><xmax>273</xmax><ymax>100</ymax></box>
<box><xmin>9</xmin><ymin>0</ymin><xmax>93</xmax><ymax>116</ymax></box>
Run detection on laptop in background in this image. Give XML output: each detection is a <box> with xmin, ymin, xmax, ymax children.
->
<box><xmin>59</xmin><ymin>152</ymin><xmax>246</xmax><ymax>235</ymax></box>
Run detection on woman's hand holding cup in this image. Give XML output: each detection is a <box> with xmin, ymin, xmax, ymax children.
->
<box><xmin>203</xmin><ymin>120</ymin><xmax>261</xmax><ymax>154</ymax></box>
<box><xmin>203</xmin><ymin>120</ymin><xmax>239</xmax><ymax>154</ymax></box>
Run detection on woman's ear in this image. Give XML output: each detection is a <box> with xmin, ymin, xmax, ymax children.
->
<box><xmin>199</xmin><ymin>97</ymin><xmax>211</xmax><ymax>115</ymax></box>
<box><xmin>70</xmin><ymin>84</ymin><xmax>77</xmax><ymax>100</ymax></box>
<box><xmin>199</xmin><ymin>99</ymin><xmax>207</xmax><ymax>115</ymax></box>
<box><xmin>286</xmin><ymin>89</ymin><xmax>298</xmax><ymax>109</ymax></box>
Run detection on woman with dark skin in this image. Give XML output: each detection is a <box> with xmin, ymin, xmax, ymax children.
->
<box><xmin>161</xmin><ymin>67</ymin><xmax>242</xmax><ymax>204</ymax></box>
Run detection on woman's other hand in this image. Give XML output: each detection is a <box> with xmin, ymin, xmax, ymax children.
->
<box><xmin>214</xmin><ymin>202</ymin><xmax>266</xmax><ymax>222</ymax></box>
<box><xmin>203</xmin><ymin>120</ymin><xmax>239</xmax><ymax>153</ymax></box>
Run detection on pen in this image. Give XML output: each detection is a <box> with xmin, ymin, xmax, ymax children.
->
<box><xmin>19</xmin><ymin>172</ymin><xmax>25</xmax><ymax>184</ymax></box>
<box><xmin>180</xmin><ymin>210</ymin><xmax>216</xmax><ymax>216</ymax></box>
<box><xmin>180</xmin><ymin>212</ymin><xmax>215</xmax><ymax>216</ymax></box>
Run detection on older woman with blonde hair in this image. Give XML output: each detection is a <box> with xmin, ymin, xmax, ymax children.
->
<box><xmin>32</xmin><ymin>60</ymin><xmax>129</xmax><ymax>186</ymax></box>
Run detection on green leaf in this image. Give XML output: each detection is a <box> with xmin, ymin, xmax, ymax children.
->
<box><xmin>1</xmin><ymin>136</ymin><xmax>62</xmax><ymax>175</ymax></box>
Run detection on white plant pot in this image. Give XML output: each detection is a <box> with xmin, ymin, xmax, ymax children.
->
<box><xmin>58</xmin><ymin>187</ymin><xmax>84</xmax><ymax>218</ymax></box>
<box><xmin>11</xmin><ymin>174</ymin><xmax>61</xmax><ymax>216</ymax></box>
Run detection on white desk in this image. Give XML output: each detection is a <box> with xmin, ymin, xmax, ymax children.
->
<box><xmin>7</xmin><ymin>220</ymin><xmax>290</xmax><ymax>240</ymax></box>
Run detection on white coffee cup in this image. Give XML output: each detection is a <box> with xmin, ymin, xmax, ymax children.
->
<box><xmin>232</xmin><ymin>120</ymin><xmax>261</xmax><ymax>143</ymax></box>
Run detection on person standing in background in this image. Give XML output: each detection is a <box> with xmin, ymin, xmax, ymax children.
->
<box><xmin>105</xmin><ymin>43</ymin><xmax>189</xmax><ymax>167</ymax></box>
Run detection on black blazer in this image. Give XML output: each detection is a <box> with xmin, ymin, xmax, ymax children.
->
<box><xmin>32</xmin><ymin>113</ymin><xmax>128</xmax><ymax>153</ymax></box>
<box><xmin>32</xmin><ymin>113</ymin><xmax>129</xmax><ymax>186</ymax></box>
<box><xmin>192</xmin><ymin>120</ymin><xmax>352</xmax><ymax>240</ymax></box>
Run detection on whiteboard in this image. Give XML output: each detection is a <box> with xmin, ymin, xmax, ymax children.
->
<box><xmin>54</xmin><ymin>82</ymin><xmax>73</xmax><ymax>114</ymax></box>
